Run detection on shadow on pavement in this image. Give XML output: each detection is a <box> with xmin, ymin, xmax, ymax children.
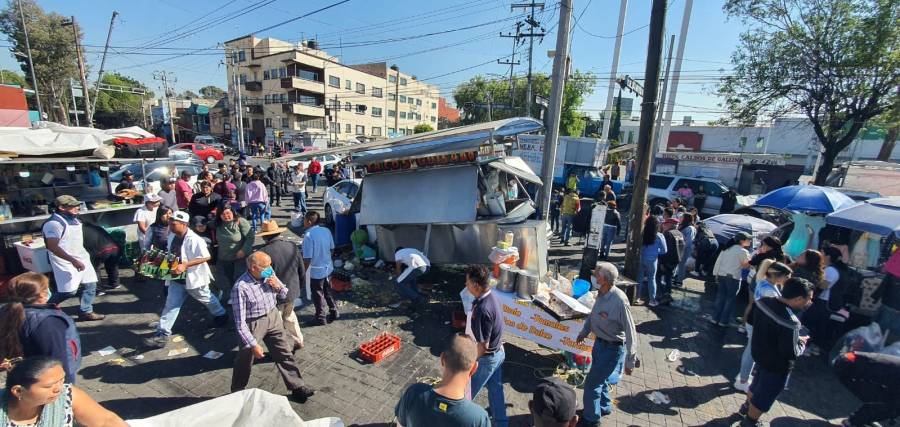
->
<box><xmin>616</xmin><ymin>382</ymin><xmax>734</xmax><ymax>416</ymax></box>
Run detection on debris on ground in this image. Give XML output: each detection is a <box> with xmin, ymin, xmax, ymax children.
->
<box><xmin>167</xmin><ymin>348</ymin><xmax>189</xmax><ymax>357</ymax></box>
<box><xmin>108</xmin><ymin>358</ymin><xmax>127</xmax><ymax>366</ymax></box>
<box><xmin>203</xmin><ymin>351</ymin><xmax>224</xmax><ymax>360</ymax></box>
<box><xmin>171</xmin><ymin>335</ymin><xmax>185</xmax><ymax>343</ymax></box>
<box><xmin>648</xmin><ymin>391</ymin><xmax>671</xmax><ymax>405</ymax></box>
<box><xmin>94</xmin><ymin>346</ymin><xmax>117</xmax><ymax>357</ymax></box>
<box><xmin>416</xmin><ymin>376</ymin><xmax>441</xmax><ymax>386</ymax></box>
<box><xmin>667</xmin><ymin>349</ymin><xmax>680</xmax><ymax>362</ymax></box>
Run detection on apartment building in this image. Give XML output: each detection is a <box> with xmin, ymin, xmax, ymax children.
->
<box><xmin>223</xmin><ymin>35</ymin><xmax>440</xmax><ymax>145</ymax></box>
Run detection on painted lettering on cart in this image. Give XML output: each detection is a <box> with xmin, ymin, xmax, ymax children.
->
<box><xmin>528</xmin><ymin>326</ymin><xmax>552</xmax><ymax>340</ymax></box>
<box><xmin>365</xmin><ymin>150</ymin><xmax>478</xmax><ymax>174</ymax></box>
<box><xmin>530</xmin><ymin>314</ymin><xmax>570</xmax><ymax>333</ymax></box>
<box><xmin>560</xmin><ymin>336</ymin><xmax>592</xmax><ymax>353</ymax></box>
<box><xmin>502</xmin><ymin>304</ymin><xmax>522</xmax><ymax>317</ymax></box>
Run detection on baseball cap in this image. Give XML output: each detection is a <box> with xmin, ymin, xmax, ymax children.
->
<box><xmin>165</xmin><ymin>177</ymin><xmax>177</xmax><ymax>184</ymax></box>
<box><xmin>55</xmin><ymin>195</ymin><xmax>81</xmax><ymax>207</ymax></box>
<box><xmin>734</xmin><ymin>231</ymin><xmax>752</xmax><ymax>242</ymax></box>
<box><xmin>531</xmin><ymin>378</ymin><xmax>576</xmax><ymax>424</ymax></box>
<box><xmin>123</xmin><ymin>170</ymin><xmax>134</xmax><ymax>177</ymax></box>
<box><xmin>171</xmin><ymin>211</ymin><xmax>190</xmax><ymax>224</ymax></box>
<box><xmin>144</xmin><ymin>194</ymin><xmax>162</xmax><ymax>203</ymax></box>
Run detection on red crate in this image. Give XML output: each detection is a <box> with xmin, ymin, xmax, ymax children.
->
<box><xmin>359</xmin><ymin>332</ymin><xmax>401</xmax><ymax>363</ymax></box>
<box><xmin>331</xmin><ymin>277</ymin><xmax>351</xmax><ymax>292</ymax></box>
<box><xmin>451</xmin><ymin>311</ymin><xmax>466</xmax><ymax>329</ymax></box>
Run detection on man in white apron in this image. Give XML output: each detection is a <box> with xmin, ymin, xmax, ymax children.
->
<box><xmin>43</xmin><ymin>195</ymin><xmax>105</xmax><ymax>322</ymax></box>
<box><xmin>144</xmin><ymin>211</ymin><xmax>228</xmax><ymax>349</ymax></box>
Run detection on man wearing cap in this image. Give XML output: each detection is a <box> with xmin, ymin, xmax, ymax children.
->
<box><xmin>576</xmin><ymin>261</ymin><xmax>638</xmax><ymax>426</ymax></box>
<box><xmin>258</xmin><ymin>220</ymin><xmax>305</xmax><ymax>350</ymax></box>
<box><xmin>42</xmin><ymin>195</ymin><xmax>105</xmax><ymax>322</ymax></box>
<box><xmin>188</xmin><ymin>180</ymin><xmax>222</xmax><ymax>220</ymax></box>
<box><xmin>158</xmin><ymin>177</ymin><xmax>179</xmax><ymax>211</ymax></box>
<box><xmin>395</xmin><ymin>333</ymin><xmax>489</xmax><ymax>426</ymax></box>
<box><xmin>530</xmin><ymin>378</ymin><xmax>578</xmax><ymax>427</ymax></box>
<box><xmin>230</xmin><ymin>251</ymin><xmax>315</xmax><ymax>402</ymax></box>
<box><xmin>175</xmin><ymin>170</ymin><xmax>193</xmax><ymax>210</ymax></box>
<box><xmin>114</xmin><ymin>170</ymin><xmax>136</xmax><ymax>193</ymax></box>
<box><xmin>144</xmin><ymin>211</ymin><xmax>228</xmax><ymax>348</ymax></box>
<box><xmin>301</xmin><ymin>211</ymin><xmax>338</xmax><ymax>326</ymax></box>
<box><xmin>134</xmin><ymin>194</ymin><xmax>161</xmax><ymax>250</ymax></box>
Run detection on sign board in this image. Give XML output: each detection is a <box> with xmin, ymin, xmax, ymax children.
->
<box><xmin>513</xmin><ymin>135</ymin><xmax>605</xmax><ymax>183</ymax></box>
<box><xmin>364</xmin><ymin>150</ymin><xmax>478</xmax><ymax>174</ymax></box>
<box><xmin>657</xmin><ymin>151</ymin><xmax>787</xmax><ymax>166</ymax></box>
<box><xmin>495</xmin><ymin>291</ymin><xmax>592</xmax><ymax>356</ymax></box>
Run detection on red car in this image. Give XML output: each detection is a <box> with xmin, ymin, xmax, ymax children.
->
<box><xmin>171</xmin><ymin>143</ymin><xmax>224</xmax><ymax>164</ymax></box>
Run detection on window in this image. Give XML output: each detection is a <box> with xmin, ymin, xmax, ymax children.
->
<box><xmin>264</xmin><ymin>94</ymin><xmax>270</xmax><ymax>104</ymax></box>
<box><xmin>356</xmin><ymin>83</ymin><xmax>365</xmax><ymax>94</ymax></box>
<box><xmin>372</xmin><ymin>87</ymin><xmax>382</xmax><ymax>97</ymax></box>
<box><xmin>371</xmin><ymin>107</ymin><xmax>382</xmax><ymax>117</ymax></box>
<box><xmin>279</xmin><ymin>67</ymin><xmax>287</xmax><ymax>78</ymax></box>
<box><xmin>328</xmin><ymin>76</ymin><xmax>340</xmax><ymax>87</ymax></box>
<box><xmin>237</xmin><ymin>50</ymin><xmax>246</xmax><ymax>62</ymax></box>
<box><xmin>345</xmin><ymin>80</ymin><xmax>352</xmax><ymax>90</ymax></box>
<box><xmin>372</xmin><ymin>127</ymin><xmax>382</xmax><ymax>136</ymax></box>
<box><xmin>263</xmin><ymin>70</ymin><xmax>270</xmax><ymax>80</ymax></box>
<box><xmin>431</xmin><ymin>102</ymin><xmax>437</xmax><ymax>109</ymax></box>
<box><xmin>399</xmin><ymin>95</ymin><xmax>407</xmax><ymax>103</ymax></box>
<box><xmin>399</xmin><ymin>111</ymin><xmax>407</xmax><ymax>119</ymax></box>
<box><xmin>399</xmin><ymin>77</ymin><xmax>407</xmax><ymax>85</ymax></box>
<box><xmin>281</xmin><ymin>117</ymin><xmax>289</xmax><ymax>128</ymax></box>
<box><xmin>265</xmin><ymin>118</ymin><xmax>273</xmax><ymax>127</ymax></box>
<box><xmin>416</xmin><ymin>99</ymin><xmax>422</xmax><ymax>106</ymax></box>
<box><xmin>408</xmin><ymin>97</ymin><xmax>415</xmax><ymax>105</ymax></box>
<box><xmin>703</xmin><ymin>181</ymin><xmax>726</xmax><ymax>197</ymax></box>
<box><xmin>356</xmin><ymin>104</ymin><xmax>367</xmax><ymax>114</ymax></box>
<box><xmin>297</xmin><ymin>94</ymin><xmax>318</xmax><ymax>106</ymax></box>
<box><xmin>355</xmin><ymin>125</ymin><xmax>365</xmax><ymax>135</ymax></box>
<box><xmin>431</xmin><ymin>116</ymin><xmax>437</xmax><ymax>123</ymax></box>
<box><xmin>298</xmin><ymin>69</ymin><xmax>318</xmax><ymax>81</ymax></box>
<box><xmin>388</xmin><ymin>75</ymin><xmax>396</xmax><ymax>83</ymax></box>
<box><xmin>388</xmin><ymin>127</ymin><xmax>395</xmax><ymax>134</ymax></box>
<box><xmin>330</xmin><ymin>122</ymin><xmax>339</xmax><ymax>132</ymax></box>
<box><xmin>388</xmin><ymin>93</ymin><xmax>396</xmax><ymax>101</ymax></box>
<box><xmin>388</xmin><ymin>110</ymin><xmax>396</xmax><ymax>117</ymax></box>
<box><xmin>345</xmin><ymin>124</ymin><xmax>351</xmax><ymax>134</ymax></box>
<box><xmin>648</xmin><ymin>175</ymin><xmax>675</xmax><ymax>189</ymax></box>
<box><xmin>344</xmin><ymin>102</ymin><xmax>351</xmax><ymax>111</ymax></box>
<box><xmin>399</xmin><ymin>129</ymin><xmax>407</xmax><ymax>135</ymax></box>
<box><xmin>239</xmin><ymin>74</ymin><xmax>247</xmax><ymax>84</ymax></box>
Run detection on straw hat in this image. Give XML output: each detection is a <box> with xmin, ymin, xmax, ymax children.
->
<box><xmin>256</xmin><ymin>220</ymin><xmax>286</xmax><ymax>237</ymax></box>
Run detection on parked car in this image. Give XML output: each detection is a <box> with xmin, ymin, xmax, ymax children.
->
<box><xmin>171</xmin><ymin>143</ymin><xmax>224</xmax><ymax>164</ymax></box>
<box><xmin>647</xmin><ymin>173</ymin><xmax>744</xmax><ymax>217</ymax></box>
<box><xmin>194</xmin><ymin>135</ymin><xmax>216</xmax><ymax>144</ymax></box>
<box><xmin>323</xmin><ymin>179</ymin><xmax>361</xmax><ymax>226</ymax></box>
<box><xmin>168</xmin><ymin>149</ymin><xmax>203</xmax><ymax>163</ymax></box>
<box><xmin>109</xmin><ymin>161</ymin><xmax>202</xmax><ymax>195</ymax></box>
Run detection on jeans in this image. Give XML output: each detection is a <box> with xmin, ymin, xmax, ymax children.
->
<box><xmin>561</xmin><ymin>214</ymin><xmax>575</xmax><ymax>244</ymax></box>
<box><xmin>583</xmin><ymin>341</ymin><xmax>626</xmax><ymax>423</ymax></box>
<box><xmin>550</xmin><ymin>212</ymin><xmax>560</xmax><ymax>233</ymax></box>
<box><xmin>637</xmin><ymin>257</ymin><xmax>658</xmax><ymax>301</ymax></box>
<box><xmin>156</xmin><ymin>284</ymin><xmax>226</xmax><ymax>336</ymax></box>
<box><xmin>713</xmin><ymin>276</ymin><xmax>740</xmax><ymax>324</ymax></box>
<box><xmin>397</xmin><ymin>266</ymin><xmax>427</xmax><ymax>303</ymax></box>
<box><xmin>49</xmin><ymin>282</ymin><xmax>97</xmax><ymax>314</ymax></box>
<box><xmin>310</xmin><ymin>174</ymin><xmax>319</xmax><ymax>193</ymax></box>
<box><xmin>471</xmin><ymin>347</ymin><xmax>508</xmax><ymax>427</ymax></box>
<box><xmin>292</xmin><ymin>191</ymin><xmax>307</xmax><ymax>213</ymax></box>
<box><xmin>249</xmin><ymin>202</ymin><xmax>268</xmax><ymax>232</ymax></box>
<box><xmin>739</xmin><ymin>324</ymin><xmax>754</xmax><ymax>383</ymax></box>
<box><xmin>601</xmin><ymin>224</ymin><xmax>616</xmax><ymax>258</ymax></box>
<box><xmin>657</xmin><ymin>263</ymin><xmax>675</xmax><ymax>297</ymax></box>
<box><xmin>675</xmin><ymin>247</ymin><xmax>692</xmax><ymax>284</ymax></box>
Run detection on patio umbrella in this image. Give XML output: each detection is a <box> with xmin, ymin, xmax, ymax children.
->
<box><xmin>826</xmin><ymin>197</ymin><xmax>900</xmax><ymax>238</ymax></box>
<box><xmin>702</xmin><ymin>214</ymin><xmax>778</xmax><ymax>247</ymax></box>
<box><xmin>754</xmin><ymin>185</ymin><xmax>857</xmax><ymax>213</ymax></box>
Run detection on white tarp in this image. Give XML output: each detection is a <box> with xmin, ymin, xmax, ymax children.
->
<box><xmin>126</xmin><ymin>388</ymin><xmax>344</xmax><ymax>427</ymax></box>
<box><xmin>0</xmin><ymin>122</ymin><xmax>152</xmax><ymax>156</ymax></box>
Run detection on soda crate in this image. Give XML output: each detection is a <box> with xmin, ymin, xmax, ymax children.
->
<box><xmin>331</xmin><ymin>271</ymin><xmax>353</xmax><ymax>292</ymax></box>
<box><xmin>359</xmin><ymin>332</ymin><xmax>401</xmax><ymax>364</ymax></box>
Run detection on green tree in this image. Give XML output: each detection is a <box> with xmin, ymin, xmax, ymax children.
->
<box><xmin>0</xmin><ymin>0</ymin><xmax>82</xmax><ymax>123</ymax></box>
<box><xmin>178</xmin><ymin>90</ymin><xmax>198</xmax><ymax>99</ymax></box>
<box><xmin>872</xmin><ymin>89</ymin><xmax>900</xmax><ymax>160</ymax></box>
<box><xmin>0</xmin><ymin>69</ymin><xmax>27</xmax><ymax>87</ymax></box>
<box><xmin>413</xmin><ymin>123</ymin><xmax>433</xmax><ymax>134</ymax></box>
<box><xmin>608</xmin><ymin>92</ymin><xmax>623</xmax><ymax>144</ymax></box>
<box><xmin>199</xmin><ymin>85</ymin><xmax>225</xmax><ymax>99</ymax></box>
<box><xmin>93</xmin><ymin>73</ymin><xmax>152</xmax><ymax>129</ymax></box>
<box><xmin>719</xmin><ymin>0</ymin><xmax>900</xmax><ymax>184</ymax></box>
<box><xmin>452</xmin><ymin>70</ymin><xmax>597</xmax><ymax>136</ymax></box>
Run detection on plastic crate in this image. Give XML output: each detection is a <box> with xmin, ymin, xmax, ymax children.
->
<box><xmin>359</xmin><ymin>332</ymin><xmax>401</xmax><ymax>363</ymax></box>
<box><xmin>331</xmin><ymin>277</ymin><xmax>351</xmax><ymax>292</ymax></box>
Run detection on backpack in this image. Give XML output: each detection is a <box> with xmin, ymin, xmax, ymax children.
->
<box><xmin>24</xmin><ymin>307</ymin><xmax>81</xmax><ymax>381</ymax></box>
<box><xmin>661</xmin><ymin>229</ymin><xmax>685</xmax><ymax>266</ymax></box>
<box><xmin>695</xmin><ymin>222</ymin><xmax>717</xmax><ymax>252</ymax></box>
<box><xmin>830</xmin><ymin>263</ymin><xmax>863</xmax><ymax>312</ymax></box>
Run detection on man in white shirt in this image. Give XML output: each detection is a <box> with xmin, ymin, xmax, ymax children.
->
<box><xmin>301</xmin><ymin>211</ymin><xmax>338</xmax><ymax>326</ymax></box>
<box><xmin>394</xmin><ymin>247</ymin><xmax>431</xmax><ymax>307</ymax></box>
<box><xmin>133</xmin><ymin>194</ymin><xmax>161</xmax><ymax>250</ymax></box>
<box><xmin>144</xmin><ymin>211</ymin><xmax>228</xmax><ymax>348</ymax></box>
<box><xmin>289</xmin><ymin>162</ymin><xmax>308</xmax><ymax>214</ymax></box>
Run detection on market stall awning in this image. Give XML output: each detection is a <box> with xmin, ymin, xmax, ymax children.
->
<box><xmin>276</xmin><ymin>117</ymin><xmax>543</xmax><ymax>162</ymax></box>
<box><xmin>754</xmin><ymin>184</ymin><xmax>857</xmax><ymax>213</ymax></box>
<box><xmin>360</xmin><ymin>165</ymin><xmax>478</xmax><ymax>225</ymax></box>
<box><xmin>485</xmin><ymin>156</ymin><xmax>542</xmax><ymax>185</ymax></box>
<box><xmin>0</xmin><ymin>122</ymin><xmax>153</xmax><ymax>158</ymax></box>
<box><xmin>702</xmin><ymin>213</ymin><xmax>778</xmax><ymax>246</ymax></box>
<box><xmin>826</xmin><ymin>197</ymin><xmax>900</xmax><ymax>237</ymax></box>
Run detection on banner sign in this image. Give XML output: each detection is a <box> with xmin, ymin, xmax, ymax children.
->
<box><xmin>364</xmin><ymin>150</ymin><xmax>478</xmax><ymax>174</ymax></box>
<box><xmin>494</xmin><ymin>291</ymin><xmax>593</xmax><ymax>356</ymax></box>
<box><xmin>658</xmin><ymin>151</ymin><xmax>787</xmax><ymax>166</ymax></box>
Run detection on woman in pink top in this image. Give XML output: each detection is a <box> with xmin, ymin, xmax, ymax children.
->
<box><xmin>244</xmin><ymin>172</ymin><xmax>269</xmax><ymax>232</ymax></box>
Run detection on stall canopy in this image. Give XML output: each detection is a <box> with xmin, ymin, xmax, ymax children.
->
<box><xmin>360</xmin><ymin>165</ymin><xmax>478</xmax><ymax>225</ymax></box>
<box><xmin>484</xmin><ymin>156</ymin><xmax>542</xmax><ymax>185</ymax></box>
<box><xmin>754</xmin><ymin>184</ymin><xmax>857</xmax><ymax>213</ymax></box>
<box><xmin>826</xmin><ymin>197</ymin><xmax>900</xmax><ymax>238</ymax></box>
<box><xmin>0</xmin><ymin>122</ymin><xmax>153</xmax><ymax>157</ymax></box>
<box><xmin>702</xmin><ymin>213</ymin><xmax>778</xmax><ymax>246</ymax></box>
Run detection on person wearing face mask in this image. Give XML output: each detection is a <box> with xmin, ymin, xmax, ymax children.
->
<box><xmin>0</xmin><ymin>273</ymin><xmax>81</xmax><ymax>384</ymax></box>
<box><xmin>576</xmin><ymin>262</ymin><xmax>638</xmax><ymax>426</ymax></box>
<box><xmin>42</xmin><ymin>196</ymin><xmax>105</xmax><ymax>322</ymax></box>
<box><xmin>0</xmin><ymin>357</ymin><xmax>127</xmax><ymax>427</ymax></box>
<box><xmin>230</xmin><ymin>251</ymin><xmax>315</xmax><ymax>403</ymax></box>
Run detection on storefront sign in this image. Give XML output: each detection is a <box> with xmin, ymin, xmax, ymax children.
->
<box><xmin>364</xmin><ymin>150</ymin><xmax>478</xmax><ymax>174</ymax></box>
<box><xmin>495</xmin><ymin>291</ymin><xmax>592</xmax><ymax>356</ymax></box>
<box><xmin>658</xmin><ymin>151</ymin><xmax>787</xmax><ymax>166</ymax></box>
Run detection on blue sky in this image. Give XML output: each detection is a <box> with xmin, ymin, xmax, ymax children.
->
<box><xmin>1</xmin><ymin>0</ymin><xmax>746</xmax><ymax>122</ymax></box>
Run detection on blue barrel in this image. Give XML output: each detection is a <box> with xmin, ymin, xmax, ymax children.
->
<box><xmin>334</xmin><ymin>213</ymin><xmax>357</xmax><ymax>246</ymax></box>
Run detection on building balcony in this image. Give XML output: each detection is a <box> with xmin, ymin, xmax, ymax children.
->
<box><xmin>281</xmin><ymin>53</ymin><xmax>326</xmax><ymax>70</ymax></box>
<box><xmin>246</xmin><ymin>104</ymin><xmax>263</xmax><ymax>114</ymax></box>
<box><xmin>244</xmin><ymin>81</ymin><xmax>263</xmax><ymax>91</ymax></box>
<box><xmin>282</xmin><ymin>103</ymin><xmax>325</xmax><ymax>117</ymax></box>
<box><xmin>280</xmin><ymin>77</ymin><xmax>324</xmax><ymax>94</ymax></box>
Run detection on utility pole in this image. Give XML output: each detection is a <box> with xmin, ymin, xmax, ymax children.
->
<box><xmin>223</xmin><ymin>47</ymin><xmax>245</xmax><ymax>152</ymax></box>
<box><xmin>16</xmin><ymin>0</ymin><xmax>42</xmax><ymax>119</ymax></box>
<box><xmin>391</xmin><ymin>64</ymin><xmax>400</xmax><ymax>134</ymax></box>
<box><xmin>90</xmin><ymin>11</ymin><xmax>118</xmax><ymax>122</ymax></box>
<box><xmin>153</xmin><ymin>70</ymin><xmax>177</xmax><ymax>144</ymax></box>
<box><xmin>659</xmin><ymin>0</ymin><xmax>693</xmax><ymax>152</ymax></box>
<box><xmin>652</xmin><ymin>34</ymin><xmax>676</xmax><ymax>160</ymax></box>
<box><xmin>601</xmin><ymin>0</ymin><xmax>628</xmax><ymax>142</ymax></box>
<box><xmin>499</xmin><ymin>24</ymin><xmax>522</xmax><ymax>112</ymax></box>
<box><xmin>62</xmin><ymin>16</ymin><xmax>92</xmax><ymax>127</ymax></box>
<box><xmin>331</xmin><ymin>94</ymin><xmax>339</xmax><ymax>146</ymax></box>
<box><xmin>511</xmin><ymin>2</ymin><xmax>545</xmax><ymax>118</ymax></box>
<box><xmin>537</xmin><ymin>0</ymin><xmax>573</xmax><ymax>220</ymax></box>
<box><xmin>624</xmin><ymin>0</ymin><xmax>668</xmax><ymax>279</ymax></box>
<box><xmin>68</xmin><ymin>78</ymin><xmax>79</xmax><ymax>126</ymax></box>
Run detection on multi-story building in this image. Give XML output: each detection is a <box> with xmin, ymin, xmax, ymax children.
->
<box><xmin>223</xmin><ymin>35</ymin><xmax>440</xmax><ymax>145</ymax></box>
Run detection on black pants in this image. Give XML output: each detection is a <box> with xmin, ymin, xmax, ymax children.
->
<box><xmin>93</xmin><ymin>251</ymin><xmax>120</xmax><ymax>289</ymax></box>
<box><xmin>310</xmin><ymin>277</ymin><xmax>337</xmax><ymax>321</ymax></box>
<box><xmin>269</xmin><ymin>185</ymin><xmax>281</xmax><ymax>205</ymax></box>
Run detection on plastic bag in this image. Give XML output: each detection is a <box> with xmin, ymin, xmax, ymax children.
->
<box><xmin>833</xmin><ymin>323</ymin><xmax>886</xmax><ymax>356</ymax></box>
<box><xmin>577</xmin><ymin>290</ymin><xmax>596</xmax><ymax>309</ymax></box>
<box><xmin>488</xmin><ymin>246</ymin><xmax>519</xmax><ymax>264</ymax></box>
<box><xmin>290</xmin><ymin>212</ymin><xmax>305</xmax><ymax>229</ymax></box>
<box><xmin>881</xmin><ymin>341</ymin><xmax>900</xmax><ymax>357</ymax></box>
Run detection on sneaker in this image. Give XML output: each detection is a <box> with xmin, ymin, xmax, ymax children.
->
<box><xmin>290</xmin><ymin>386</ymin><xmax>315</xmax><ymax>403</ymax></box>
<box><xmin>306</xmin><ymin>318</ymin><xmax>327</xmax><ymax>327</ymax></box>
<box><xmin>327</xmin><ymin>311</ymin><xmax>339</xmax><ymax>323</ymax></box>
<box><xmin>738</xmin><ymin>402</ymin><xmax>749</xmax><ymax>416</ymax></box>
<box><xmin>734</xmin><ymin>376</ymin><xmax>750</xmax><ymax>392</ymax></box>
<box><xmin>740</xmin><ymin>415</ymin><xmax>763</xmax><ymax>427</ymax></box>
<box><xmin>647</xmin><ymin>300</ymin><xmax>660</xmax><ymax>307</ymax></box>
<box><xmin>77</xmin><ymin>312</ymin><xmax>106</xmax><ymax>322</ymax></box>
<box><xmin>143</xmin><ymin>334</ymin><xmax>169</xmax><ymax>349</ymax></box>
<box><xmin>707</xmin><ymin>317</ymin><xmax>719</xmax><ymax>326</ymax></box>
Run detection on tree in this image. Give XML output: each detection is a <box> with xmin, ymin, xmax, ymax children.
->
<box><xmin>413</xmin><ymin>123</ymin><xmax>433</xmax><ymax>134</ymax></box>
<box><xmin>0</xmin><ymin>69</ymin><xmax>27</xmax><ymax>87</ymax></box>
<box><xmin>452</xmin><ymin>70</ymin><xmax>597</xmax><ymax>136</ymax></box>
<box><xmin>874</xmin><ymin>89</ymin><xmax>900</xmax><ymax>160</ymax></box>
<box><xmin>719</xmin><ymin>0</ymin><xmax>900</xmax><ymax>185</ymax></box>
<box><xmin>178</xmin><ymin>90</ymin><xmax>198</xmax><ymax>99</ymax></box>
<box><xmin>199</xmin><ymin>85</ymin><xmax>225</xmax><ymax>99</ymax></box>
<box><xmin>93</xmin><ymin>73</ymin><xmax>152</xmax><ymax>129</ymax></box>
<box><xmin>0</xmin><ymin>0</ymin><xmax>82</xmax><ymax>123</ymax></box>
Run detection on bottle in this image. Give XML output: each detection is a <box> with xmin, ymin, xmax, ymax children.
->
<box><xmin>159</xmin><ymin>255</ymin><xmax>170</xmax><ymax>278</ymax></box>
<box><xmin>170</xmin><ymin>257</ymin><xmax>181</xmax><ymax>279</ymax></box>
<box><xmin>0</xmin><ymin>197</ymin><xmax>11</xmax><ymax>221</ymax></box>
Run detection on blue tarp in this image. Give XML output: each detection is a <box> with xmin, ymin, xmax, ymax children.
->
<box><xmin>826</xmin><ymin>197</ymin><xmax>900</xmax><ymax>237</ymax></box>
<box><xmin>754</xmin><ymin>185</ymin><xmax>857</xmax><ymax>213</ymax></box>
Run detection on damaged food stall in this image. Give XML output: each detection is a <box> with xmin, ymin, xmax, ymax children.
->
<box><xmin>349</xmin><ymin>118</ymin><xmax>551</xmax><ymax>275</ymax></box>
